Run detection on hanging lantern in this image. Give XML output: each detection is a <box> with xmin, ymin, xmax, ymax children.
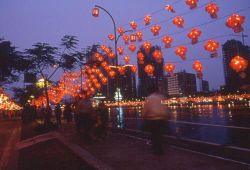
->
<box><xmin>173</xmin><ymin>16</ymin><xmax>185</xmax><ymax>28</ymax></box>
<box><xmin>90</xmin><ymin>87</ymin><xmax>96</xmax><ymax>95</ymax></box>
<box><xmin>186</xmin><ymin>0</ymin><xmax>198</xmax><ymax>9</ymax></box>
<box><xmin>108</xmin><ymin>52</ymin><xmax>116</xmax><ymax>59</ymax></box>
<box><xmin>164</xmin><ymin>63</ymin><xmax>175</xmax><ymax>76</ymax></box>
<box><xmin>205</xmin><ymin>3</ymin><xmax>219</xmax><ymax>19</ymax></box>
<box><xmin>130</xmin><ymin>21</ymin><xmax>137</xmax><ymax>30</ymax></box>
<box><xmin>137</xmin><ymin>52</ymin><xmax>145</xmax><ymax>64</ymax></box>
<box><xmin>118</xmin><ymin>66</ymin><xmax>126</xmax><ymax>75</ymax></box>
<box><xmin>117</xmin><ymin>47</ymin><xmax>124</xmax><ymax>55</ymax></box>
<box><xmin>142</xmin><ymin>41</ymin><xmax>152</xmax><ymax>53</ymax></box>
<box><xmin>151</xmin><ymin>25</ymin><xmax>161</xmax><ymax>36</ymax></box>
<box><xmin>175</xmin><ymin>46</ymin><xmax>187</xmax><ymax>60</ymax></box>
<box><xmin>130</xmin><ymin>34</ymin><xmax>137</xmax><ymax>42</ymax></box>
<box><xmin>152</xmin><ymin>50</ymin><xmax>163</xmax><ymax>63</ymax></box>
<box><xmin>117</xmin><ymin>27</ymin><xmax>124</xmax><ymax>35</ymax></box>
<box><xmin>108</xmin><ymin>34</ymin><xmax>115</xmax><ymax>41</ymax></box>
<box><xmin>131</xmin><ymin>65</ymin><xmax>137</xmax><ymax>73</ymax></box>
<box><xmin>230</xmin><ymin>55</ymin><xmax>248</xmax><ymax>73</ymax></box>
<box><xmin>144</xmin><ymin>15</ymin><xmax>151</xmax><ymax>25</ymax></box>
<box><xmin>226</xmin><ymin>14</ymin><xmax>245</xmax><ymax>33</ymax></box>
<box><xmin>123</xmin><ymin>35</ymin><xmax>130</xmax><ymax>44</ymax></box>
<box><xmin>101</xmin><ymin>61</ymin><xmax>108</xmax><ymax>68</ymax></box>
<box><xmin>165</xmin><ymin>5</ymin><xmax>175</xmax><ymax>13</ymax></box>
<box><xmin>129</xmin><ymin>44</ymin><xmax>137</xmax><ymax>53</ymax></box>
<box><xmin>92</xmin><ymin>7</ymin><xmax>99</xmax><ymax>17</ymax></box>
<box><xmin>124</xmin><ymin>55</ymin><xmax>130</xmax><ymax>64</ymax></box>
<box><xmin>144</xmin><ymin>64</ymin><xmax>155</xmax><ymax>76</ymax></box>
<box><xmin>104</xmin><ymin>65</ymin><xmax>111</xmax><ymax>72</ymax></box>
<box><xmin>95</xmin><ymin>83</ymin><xmax>101</xmax><ymax>90</ymax></box>
<box><xmin>187</xmin><ymin>28</ymin><xmax>202</xmax><ymax>44</ymax></box>
<box><xmin>193</xmin><ymin>60</ymin><xmax>203</xmax><ymax>79</ymax></box>
<box><xmin>162</xmin><ymin>35</ymin><xmax>173</xmax><ymax>48</ymax></box>
<box><xmin>108</xmin><ymin>70</ymin><xmax>116</xmax><ymax>79</ymax></box>
<box><xmin>101</xmin><ymin>77</ymin><xmax>107</xmax><ymax>85</ymax></box>
<box><xmin>136</xmin><ymin>31</ymin><xmax>143</xmax><ymax>41</ymax></box>
<box><xmin>204</xmin><ymin>40</ymin><xmax>220</xmax><ymax>57</ymax></box>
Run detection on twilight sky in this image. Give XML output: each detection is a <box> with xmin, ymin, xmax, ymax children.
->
<box><xmin>0</xmin><ymin>0</ymin><xmax>250</xmax><ymax>90</ymax></box>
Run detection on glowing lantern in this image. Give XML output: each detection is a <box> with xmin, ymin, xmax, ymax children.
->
<box><xmin>173</xmin><ymin>16</ymin><xmax>185</xmax><ymax>28</ymax></box>
<box><xmin>101</xmin><ymin>61</ymin><xmax>108</xmax><ymax>68</ymax></box>
<box><xmin>130</xmin><ymin>34</ymin><xmax>137</xmax><ymax>42</ymax></box>
<box><xmin>129</xmin><ymin>44</ymin><xmax>137</xmax><ymax>52</ymax></box>
<box><xmin>152</xmin><ymin>50</ymin><xmax>163</xmax><ymax>63</ymax></box>
<box><xmin>165</xmin><ymin>5</ymin><xmax>175</xmax><ymax>13</ymax></box>
<box><xmin>151</xmin><ymin>25</ymin><xmax>161</xmax><ymax>36</ymax></box>
<box><xmin>187</xmin><ymin>28</ymin><xmax>202</xmax><ymax>44</ymax></box>
<box><xmin>95</xmin><ymin>83</ymin><xmax>101</xmax><ymax>90</ymax></box>
<box><xmin>90</xmin><ymin>87</ymin><xmax>96</xmax><ymax>95</ymax></box>
<box><xmin>164</xmin><ymin>63</ymin><xmax>175</xmax><ymax>76</ymax></box>
<box><xmin>142</xmin><ymin>41</ymin><xmax>152</xmax><ymax>53</ymax></box>
<box><xmin>136</xmin><ymin>31</ymin><xmax>143</xmax><ymax>41</ymax></box>
<box><xmin>193</xmin><ymin>60</ymin><xmax>203</xmax><ymax>79</ymax></box>
<box><xmin>230</xmin><ymin>55</ymin><xmax>248</xmax><ymax>73</ymax></box>
<box><xmin>144</xmin><ymin>15</ymin><xmax>151</xmax><ymax>25</ymax></box>
<box><xmin>144</xmin><ymin>64</ymin><xmax>154</xmax><ymax>76</ymax></box>
<box><xmin>137</xmin><ymin>52</ymin><xmax>145</xmax><ymax>64</ymax></box>
<box><xmin>205</xmin><ymin>3</ymin><xmax>219</xmax><ymax>19</ymax></box>
<box><xmin>162</xmin><ymin>35</ymin><xmax>173</xmax><ymax>48</ymax></box>
<box><xmin>108</xmin><ymin>52</ymin><xmax>116</xmax><ymax>59</ymax></box>
<box><xmin>130</xmin><ymin>21</ymin><xmax>137</xmax><ymax>30</ymax></box>
<box><xmin>118</xmin><ymin>66</ymin><xmax>126</xmax><ymax>75</ymax></box>
<box><xmin>101</xmin><ymin>77</ymin><xmax>107</xmax><ymax>85</ymax></box>
<box><xmin>117</xmin><ymin>47</ymin><xmax>124</xmax><ymax>55</ymax></box>
<box><xmin>108</xmin><ymin>34</ymin><xmax>115</xmax><ymax>41</ymax></box>
<box><xmin>175</xmin><ymin>46</ymin><xmax>187</xmax><ymax>60</ymax></box>
<box><xmin>104</xmin><ymin>65</ymin><xmax>111</xmax><ymax>72</ymax></box>
<box><xmin>186</xmin><ymin>0</ymin><xmax>198</xmax><ymax>9</ymax></box>
<box><xmin>124</xmin><ymin>55</ymin><xmax>130</xmax><ymax>64</ymax></box>
<box><xmin>108</xmin><ymin>70</ymin><xmax>116</xmax><ymax>79</ymax></box>
<box><xmin>92</xmin><ymin>7</ymin><xmax>99</xmax><ymax>17</ymax></box>
<box><xmin>123</xmin><ymin>35</ymin><xmax>129</xmax><ymax>44</ymax></box>
<box><xmin>204</xmin><ymin>40</ymin><xmax>220</xmax><ymax>57</ymax></box>
<box><xmin>226</xmin><ymin>14</ymin><xmax>245</xmax><ymax>33</ymax></box>
<box><xmin>131</xmin><ymin>65</ymin><xmax>137</xmax><ymax>73</ymax></box>
<box><xmin>117</xmin><ymin>27</ymin><xmax>124</xmax><ymax>35</ymax></box>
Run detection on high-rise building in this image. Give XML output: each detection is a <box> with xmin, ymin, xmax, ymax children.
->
<box><xmin>201</xmin><ymin>80</ymin><xmax>209</xmax><ymax>92</ymax></box>
<box><xmin>137</xmin><ymin>46</ymin><xmax>164</xmax><ymax>97</ymax></box>
<box><xmin>222</xmin><ymin>39</ymin><xmax>250</xmax><ymax>91</ymax></box>
<box><xmin>167</xmin><ymin>71</ymin><xmax>197</xmax><ymax>96</ymax></box>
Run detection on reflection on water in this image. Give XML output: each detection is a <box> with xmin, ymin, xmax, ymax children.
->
<box><xmin>109</xmin><ymin>104</ymin><xmax>250</xmax><ymax>148</ymax></box>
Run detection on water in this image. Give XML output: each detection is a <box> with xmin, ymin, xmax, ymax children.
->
<box><xmin>108</xmin><ymin>104</ymin><xmax>250</xmax><ymax>149</ymax></box>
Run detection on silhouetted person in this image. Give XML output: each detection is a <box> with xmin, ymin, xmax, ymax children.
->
<box><xmin>142</xmin><ymin>86</ymin><xmax>167</xmax><ymax>155</ymax></box>
<box><xmin>44</xmin><ymin>106</ymin><xmax>52</xmax><ymax>126</ymax></box>
<box><xmin>55</xmin><ymin>103</ymin><xmax>62</xmax><ymax>125</ymax></box>
<box><xmin>63</xmin><ymin>103</ymin><xmax>72</xmax><ymax>123</ymax></box>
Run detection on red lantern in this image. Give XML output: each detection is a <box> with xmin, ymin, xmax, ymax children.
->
<box><xmin>164</xmin><ymin>63</ymin><xmax>175</xmax><ymax>76</ymax></box>
<box><xmin>175</xmin><ymin>46</ymin><xmax>187</xmax><ymax>60</ymax></box>
<box><xmin>124</xmin><ymin>55</ymin><xmax>130</xmax><ymax>64</ymax></box>
<box><xmin>226</xmin><ymin>14</ymin><xmax>245</xmax><ymax>33</ymax></box>
<box><xmin>230</xmin><ymin>55</ymin><xmax>248</xmax><ymax>73</ymax></box>
<box><xmin>131</xmin><ymin>65</ymin><xmax>137</xmax><ymax>73</ymax></box>
<box><xmin>130</xmin><ymin>21</ymin><xmax>137</xmax><ymax>30</ymax></box>
<box><xmin>205</xmin><ymin>3</ymin><xmax>219</xmax><ymax>19</ymax></box>
<box><xmin>151</xmin><ymin>25</ymin><xmax>161</xmax><ymax>36</ymax></box>
<box><xmin>117</xmin><ymin>47</ymin><xmax>124</xmax><ymax>55</ymax></box>
<box><xmin>92</xmin><ymin>7</ymin><xmax>99</xmax><ymax>17</ymax></box>
<box><xmin>130</xmin><ymin>34</ymin><xmax>137</xmax><ymax>42</ymax></box>
<box><xmin>129</xmin><ymin>44</ymin><xmax>137</xmax><ymax>52</ymax></box>
<box><xmin>162</xmin><ymin>35</ymin><xmax>173</xmax><ymax>48</ymax></box>
<box><xmin>193</xmin><ymin>60</ymin><xmax>203</xmax><ymax>79</ymax></box>
<box><xmin>144</xmin><ymin>64</ymin><xmax>154</xmax><ymax>76</ymax></box>
<box><xmin>142</xmin><ymin>41</ymin><xmax>152</xmax><ymax>53</ymax></box>
<box><xmin>137</xmin><ymin>52</ymin><xmax>145</xmax><ymax>64</ymax></box>
<box><xmin>204</xmin><ymin>40</ymin><xmax>220</xmax><ymax>57</ymax></box>
<box><xmin>187</xmin><ymin>28</ymin><xmax>202</xmax><ymax>44</ymax></box>
<box><xmin>123</xmin><ymin>35</ymin><xmax>129</xmax><ymax>44</ymax></box>
<box><xmin>165</xmin><ymin>5</ymin><xmax>175</xmax><ymax>13</ymax></box>
<box><xmin>173</xmin><ymin>16</ymin><xmax>185</xmax><ymax>28</ymax></box>
<box><xmin>117</xmin><ymin>27</ymin><xmax>124</xmax><ymax>35</ymax></box>
<box><xmin>186</xmin><ymin>0</ymin><xmax>198</xmax><ymax>9</ymax></box>
<box><xmin>101</xmin><ymin>61</ymin><xmax>108</xmax><ymax>68</ymax></box>
<box><xmin>118</xmin><ymin>66</ymin><xmax>126</xmax><ymax>75</ymax></box>
<box><xmin>136</xmin><ymin>31</ymin><xmax>143</xmax><ymax>41</ymax></box>
<box><xmin>152</xmin><ymin>50</ymin><xmax>163</xmax><ymax>63</ymax></box>
<box><xmin>108</xmin><ymin>70</ymin><xmax>116</xmax><ymax>79</ymax></box>
<box><xmin>108</xmin><ymin>52</ymin><xmax>116</xmax><ymax>59</ymax></box>
<box><xmin>101</xmin><ymin>77</ymin><xmax>107</xmax><ymax>85</ymax></box>
<box><xmin>144</xmin><ymin>15</ymin><xmax>151</xmax><ymax>25</ymax></box>
<box><xmin>108</xmin><ymin>34</ymin><xmax>115</xmax><ymax>41</ymax></box>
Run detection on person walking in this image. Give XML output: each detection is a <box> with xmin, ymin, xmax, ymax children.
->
<box><xmin>55</xmin><ymin>103</ymin><xmax>62</xmax><ymax>125</ymax></box>
<box><xmin>142</xmin><ymin>86</ymin><xmax>167</xmax><ymax>155</ymax></box>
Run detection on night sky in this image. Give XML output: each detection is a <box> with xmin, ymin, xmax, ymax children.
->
<box><xmin>1</xmin><ymin>0</ymin><xmax>250</xmax><ymax>90</ymax></box>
